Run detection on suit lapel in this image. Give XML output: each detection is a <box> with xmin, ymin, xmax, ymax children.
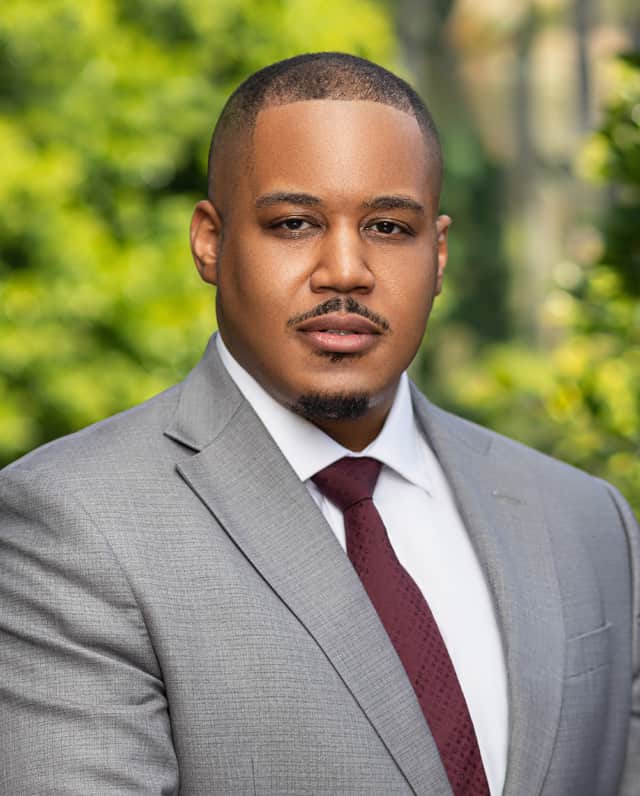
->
<box><xmin>165</xmin><ymin>339</ymin><xmax>452</xmax><ymax>796</ymax></box>
<box><xmin>411</xmin><ymin>387</ymin><xmax>565</xmax><ymax>796</ymax></box>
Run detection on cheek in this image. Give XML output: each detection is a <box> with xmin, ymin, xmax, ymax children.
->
<box><xmin>217</xmin><ymin>239</ymin><xmax>268</xmax><ymax>303</ymax></box>
<box><xmin>217</xmin><ymin>260</ymin><xmax>297</xmax><ymax>341</ymax></box>
<box><xmin>384</xmin><ymin>270</ymin><xmax>433</xmax><ymax>324</ymax></box>
<box><xmin>225</xmin><ymin>256</ymin><xmax>316</xmax><ymax>329</ymax></box>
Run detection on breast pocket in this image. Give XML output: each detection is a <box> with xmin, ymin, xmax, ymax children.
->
<box><xmin>565</xmin><ymin>622</ymin><xmax>611</xmax><ymax>678</ymax></box>
<box><xmin>546</xmin><ymin>622</ymin><xmax>616</xmax><ymax>792</ymax></box>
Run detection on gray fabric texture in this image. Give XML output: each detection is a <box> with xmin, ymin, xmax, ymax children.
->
<box><xmin>1</xmin><ymin>334</ymin><xmax>638</xmax><ymax>795</ymax></box>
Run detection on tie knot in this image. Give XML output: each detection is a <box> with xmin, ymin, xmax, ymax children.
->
<box><xmin>312</xmin><ymin>456</ymin><xmax>382</xmax><ymax>511</ymax></box>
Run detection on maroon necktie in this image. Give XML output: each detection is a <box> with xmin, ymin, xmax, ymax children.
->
<box><xmin>312</xmin><ymin>456</ymin><xmax>490</xmax><ymax>796</ymax></box>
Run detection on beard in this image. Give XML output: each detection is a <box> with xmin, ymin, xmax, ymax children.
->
<box><xmin>291</xmin><ymin>392</ymin><xmax>370</xmax><ymax>421</ymax></box>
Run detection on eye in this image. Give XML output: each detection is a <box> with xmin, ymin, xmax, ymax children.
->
<box><xmin>366</xmin><ymin>220</ymin><xmax>409</xmax><ymax>236</ymax></box>
<box><xmin>272</xmin><ymin>217</ymin><xmax>314</xmax><ymax>232</ymax></box>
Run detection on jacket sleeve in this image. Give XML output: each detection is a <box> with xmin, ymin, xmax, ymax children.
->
<box><xmin>0</xmin><ymin>464</ymin><xmax>179</xmax><ymax>795</ymax></box>
<box><xmin>607</xmin><ymin>483</ymin><xmax>640</xmax><ymax>796</ymax></box>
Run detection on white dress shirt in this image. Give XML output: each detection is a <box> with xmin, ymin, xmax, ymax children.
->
<box><xmin>216</xmin><ymin>333</ymin><xmax>508</xmax><ymax>794</ymax></box>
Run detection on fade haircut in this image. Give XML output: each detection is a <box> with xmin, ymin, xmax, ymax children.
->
<box><xmin>207</xmin><ymin>52</ymin><xmax>442</xmax><ymax>203</ymax></box>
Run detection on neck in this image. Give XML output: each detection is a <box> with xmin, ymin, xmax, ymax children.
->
<box><xmin>309</xmin><ymin>402</ymin><xmax>391</xmax><ymax>452</ymax></box>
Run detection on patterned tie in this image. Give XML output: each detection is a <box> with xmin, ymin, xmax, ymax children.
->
<box><xmin>312</xmin><ymin>456</ymin><xmax>490</xmax><ymax>796</ymax></box>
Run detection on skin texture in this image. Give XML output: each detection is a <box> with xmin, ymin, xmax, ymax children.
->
<box><xmin>190</xmin><ymin>100</ymin><xmax>450</xmax><ymax>451</ymax></box>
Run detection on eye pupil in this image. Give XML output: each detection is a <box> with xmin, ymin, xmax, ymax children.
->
<box><xmin>378</xmin><ymin>221</ymin><xmax>395</xmax><ymax>234</ymax></box>
<box><xmin>285</xmin><ymin>219</ymin><xmax>303</xmax><ymax>230</ymax></box>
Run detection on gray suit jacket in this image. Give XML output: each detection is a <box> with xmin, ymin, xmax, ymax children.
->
<box><xmin>1</xmin><ymin>335</ymin><xmax>639</xmax><ymax>795</ymax></box>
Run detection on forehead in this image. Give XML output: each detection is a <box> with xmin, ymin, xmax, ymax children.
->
<box><xmin>246</xmin><ymin>100</ymin><xmax>435</xmax><ymax>207</ymax></box>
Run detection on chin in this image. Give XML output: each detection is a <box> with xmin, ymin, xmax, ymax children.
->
<box><xmin>290</xmin><ymin>392</ymin><xmax>370</xmax><ymax>421</ymax></box>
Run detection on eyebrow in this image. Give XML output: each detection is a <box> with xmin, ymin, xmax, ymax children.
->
<box><xmin>362</xmin><ymin>195</ymin><xmax>424</xmax><ymax>212</ymax></box>
<box><xmin>255</xmin><ymin>192</ymin><xmax>322</xmax><ymax>209</ymax></box>
<box><xmin>254</xmin><ymin>191</ymin><xmax>424</xmax><ymax>213</ymax></box>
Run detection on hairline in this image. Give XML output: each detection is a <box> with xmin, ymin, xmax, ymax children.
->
<box><xmin>208</xmin><ymin>98</ymin><xmax>442</xmax><ymax>210</ymax></box>
<box><xmin>207</xmin><ymin>54</ymin><xmax>443</xmax><ymax>206</ymax></box>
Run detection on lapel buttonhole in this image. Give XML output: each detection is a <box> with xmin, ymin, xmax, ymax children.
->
<box><xmin>491</xmin><ymin>489</ymin><xmax>525</xmax><ymax>506</ymax></box>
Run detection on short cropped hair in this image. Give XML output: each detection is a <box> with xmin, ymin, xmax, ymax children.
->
<box><xmin>207</xmin><ymin>52</ymin><xmax>442</xmax><ymax>201</ymax></box>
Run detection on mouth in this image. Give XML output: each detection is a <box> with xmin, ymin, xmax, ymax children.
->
<box><xmin>295</xmin><ymin>313</ymin><xmax>382</xmax><ymax>355</ymax></box>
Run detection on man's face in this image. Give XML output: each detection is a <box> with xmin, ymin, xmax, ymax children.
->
<box><xmin>191</xmin><ymin>99</ymin><xmax>450</xmax><ymax>448</ymax></box>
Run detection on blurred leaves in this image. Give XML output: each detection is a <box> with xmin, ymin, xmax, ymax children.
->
<box><xmin>433</xmin><ymin>53</ymin><xmax>640</xmax><ymax>512</ymax></box>
<box><xmin>0</xmin><ymin>0</ymin><xmax>394</xmax><ymax>463</ymax></box>
<box><xmin>2</xmin><ymin>1</ymin><xmax>638</xmax><ymax>519</ymax></box>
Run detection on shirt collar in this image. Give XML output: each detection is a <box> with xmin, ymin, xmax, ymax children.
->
<box><xmin>215</xmin><ymin>333</ymin><xmax>432</xmax><ymax>493</ymax></box>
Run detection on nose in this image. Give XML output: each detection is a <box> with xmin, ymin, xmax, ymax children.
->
<box><xmin>309</xmin><ymin>223</ymin><xmax>374</xmax><ymax>294</ymax></box>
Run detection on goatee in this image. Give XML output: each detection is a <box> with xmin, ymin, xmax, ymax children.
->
<box><xmin>292</xmin><ymin>392</ymin><xmax>370</xmax><ymax>421</ymax></box>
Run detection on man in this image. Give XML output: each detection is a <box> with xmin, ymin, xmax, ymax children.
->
<box><xmin>1</xmin><ymin>53</ymin><xmax>638</xmax><ymax>795</ymax></box>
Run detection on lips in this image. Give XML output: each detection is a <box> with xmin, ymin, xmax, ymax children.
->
<box><xmin>295</xmin><ymin>312</ymin><xmax>382</xmax><ymax>354</ymax></box>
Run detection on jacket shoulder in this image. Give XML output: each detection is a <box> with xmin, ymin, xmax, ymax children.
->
<box><xmin>414</xmin><ymin>388</ymin><xmax>617</xmax><ymax>503</ymax></box>
<box><xmin>1</xmin><ymin>382</ymin><xmax>184</xmax><ymax>485</ymax></box>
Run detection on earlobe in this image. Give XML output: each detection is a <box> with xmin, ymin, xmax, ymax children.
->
<box><xmin>434</xmin><ymin>214</ymin><xmax>451</xmax><ymax>296</ymax></box>
<box><xmin>190</xmin><ymin>200</ymin><xmax>223</xmax><ymax>285</ymax></box>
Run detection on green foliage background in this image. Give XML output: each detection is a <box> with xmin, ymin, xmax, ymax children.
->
<box><xmin>434</xmin><ymin>55</ymin><xmax>640</xmax><ymax>513</ymax></box>
<box><xmin>0</xmin><ymin>0</ymin><xmax>394</xmax><ymax>460</ymax></box>
<box><xmin>1</xmin><ymin>1</ymin><xmax>638</xmax><ymax>514</ymax></box>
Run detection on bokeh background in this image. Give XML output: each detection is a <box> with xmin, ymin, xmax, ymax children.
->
<box><xmin>1</xmin><ymin>0</ymin><xmax>638</xmax><ymax>513</ymax></box>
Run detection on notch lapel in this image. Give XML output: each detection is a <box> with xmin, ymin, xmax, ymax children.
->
<box><xmin>165</xmin><ymin>339</ymin><xmax>452</xmax><ymax>796</ymax></box>
<box><xmin>411</xmin><ymin>386</ymin><xmax>565</xmax><ymax>796</ymax></box>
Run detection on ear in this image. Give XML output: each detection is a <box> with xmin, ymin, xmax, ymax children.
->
<box><xmin>434</xmin><ymin>214</ymin><xmax>451</xmax><ymax>296</ymax></box>
<box><xmin>190</xmin><ymin>200</ymin><xmax>223</xmax><ymax>285</ymax></box>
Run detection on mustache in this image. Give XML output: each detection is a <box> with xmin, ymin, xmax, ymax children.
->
<box><xmin>286</xmin><ymin>297</ymin><xmax>390</xmax><ymax>332</ymax></box>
